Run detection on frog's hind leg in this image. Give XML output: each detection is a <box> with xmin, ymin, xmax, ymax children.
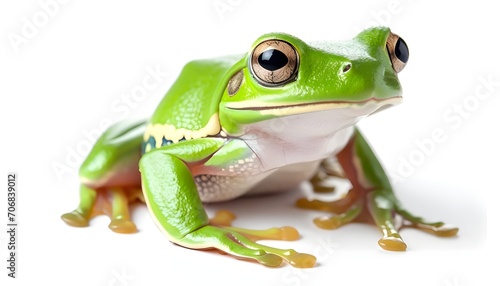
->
<box><xmin>61</xmin><ymin>119</ymin><xmax>146</xmax><ymax>234</ymax></box>
<box><xmin>296</xmin><ymin>129</ymin><xmax>459</xmax><ymax>251</ymax></box>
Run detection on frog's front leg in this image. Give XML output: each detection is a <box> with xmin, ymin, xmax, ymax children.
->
<box><xmin>140</xmin><ymin>138</ymin><xmax>316</xmax><ymax>268</ymax></box>
<box><xmin>297</xmin><ymin>128</ymin><xmax>458</xmax><ymax>251</ymax></box>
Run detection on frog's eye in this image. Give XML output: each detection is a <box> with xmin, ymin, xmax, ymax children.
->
<box><xmin>386</xmin><ymin>32</ymin><xmax>409</xmax><ymax>73</ymax></box>
<box><xmin>250</xmin><ymin>40</ymin><xmax>298</xmax><ymax>86</ymax></box>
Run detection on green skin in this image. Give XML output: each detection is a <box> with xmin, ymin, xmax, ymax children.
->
<box><xmin>62</xmin><ymin>27</ymin><xmax>458</xmax><ymax>268</ymax></box>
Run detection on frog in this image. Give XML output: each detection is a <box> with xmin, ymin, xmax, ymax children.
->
<box><xmin>61</xmin><ymin>26</ymin><xmax>458</xmax><ymax>268</ymax></box>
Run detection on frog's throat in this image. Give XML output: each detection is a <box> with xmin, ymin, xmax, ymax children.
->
<box><xmin>225</xmin><ymin>96</ymin><xmax>402</xmax><ymax>117</ymax></box>
<box><xmin>144</xmin><ymin>113</ymin><xmax>221</xmax><ymax>148</ymax></box>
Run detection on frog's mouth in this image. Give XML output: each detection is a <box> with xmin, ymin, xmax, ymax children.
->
<box><xmin>225</xmin><ymin>96</ymin><xmax>402</xmax><ymax>117</ymax></box>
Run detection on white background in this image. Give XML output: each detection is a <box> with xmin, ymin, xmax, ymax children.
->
<box><xmin>1</xmin><ymin>0</ymin><xmax>499</xmax><ymax>285</ymax></box>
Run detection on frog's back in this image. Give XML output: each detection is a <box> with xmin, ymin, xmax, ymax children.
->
<box><xmin>142</xmin><ymin>55</ymin><xmax>242</xmax><ymax>153</ymax></box>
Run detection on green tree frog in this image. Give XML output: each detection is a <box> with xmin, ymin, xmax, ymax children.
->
<box><xmin>62</xmin><ymin>27</ymin><xmax>458</xmax><ymax>268</ymax></box>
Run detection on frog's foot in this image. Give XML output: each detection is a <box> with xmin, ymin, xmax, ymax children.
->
<box><xmin>296</xmin><ymin>189</ymin><xmax>458</xmax><ymax>251</ymax></box>
<box><xmin>61</xmin><ymin>210</ymin><xmax>89</xmax><ymax>227</ymax></box>
<box><xmin>201</xmin><ymin>210</ymin><xmax>316</xmax><ymax>268</ymax></box>
<box><xmin>61</xmin><ymin>185</ymin><xmax>142</xmax><ymax>234</ymax></box>
<box><xmin>309</xmin><ymin>171</ymin><xmax>336</xmax><ymax>193</ymax></box>
<box><xmin>296</xmin><ymin>187</ymin><xmax>362</xmax><ymax>230</ymax></box>
<box><xmin>309</xmin><ymin>158</ymin><xmax>346</xmax><ymax>194</ymax></box>
<box><xmin>397</xmin><ymin>208</ymin><xmax>459</xmax><ymax>237</ymax></box>
<box><xmin>61</xmin><ymin>185</ymin><xmax>96</xmax><ymax>227</ymax></box>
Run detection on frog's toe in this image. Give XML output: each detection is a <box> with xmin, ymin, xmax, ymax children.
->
<box><xmin>254</xmin><ymin>253</ymin><xmax>284</xmax><ymax>267</ymax></box>
<box><xmin>288</xmin><ymin>253</ymin><xmax>317</xmax><ymax>268</ymax></box>
<box><xmin>210</xmin><ymin>210</ymin><xmax>300</xmax><ymax>241</ymax></box>
<box><xmin>313</xmin><ymin>215</ymin><xmax>343</xmax><ymax>229</ymax></box>
<box><xmin>209</xmin><ymin>210</ymin><xmax>236</xmax><ymax>227</ymax></box>
<box><xmin>108</xmin><ymin>218</ymin><xmax>137</xmax><ymax>234</ymax></box>
<box><xmin>308</xmin><ymin>201</ymin><xmax>363</xmax><ymax>230</ymax></box>
<box><xmin>432</xmin><ymin>224</ymin><xmax>459</xmax><ymax>237</ymax></box>
<box><xmin>408</xmin><ymin>222</ymin><xmax>459</xmax><ymax>237</ymax></box>
<box><xmin>278</xmin><ymin>226</ymin><xmax>300</xmax><ymax>241</ymax></box>
<box><xmin>229</xmin><ymin>225</ymin><xmax>301</xmax><ymax>242</ymax></box>
<box><xmin>61</xmin><ymin>211</ymin><xmax>89</xmax><ymax>227</ymax></box>
<box><xmin>378</xmin><ymin>236</ymin><xmax>407</xmax><ymax>251</ymax></box>
<box><xmin>296</xmin><ymin>189</ymin><xmax>359</xmax><ymax>215</ymax></box>
<box><xmin>397</xmin><ymin>208</ymin><xmax>460</xmax><ymax>237</ymax></box>
<box><xmin>228</xmin><ymin>233</ymin><xmax>316</xmax><ymax>268</ymax></box>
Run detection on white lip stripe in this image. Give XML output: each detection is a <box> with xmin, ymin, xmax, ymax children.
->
<box><xmin>228</xmin><ymin>97</ymin><xmax>403</xmax><ymax>117</ymax></box>
<box><xmin>225</xmin><ymin>97</ymin><xmax>402</xmax><ymax>116</ymax></box>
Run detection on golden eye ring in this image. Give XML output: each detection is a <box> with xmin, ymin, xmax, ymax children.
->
<box><xmin>250</xmin><ymin>39</ymin><xmax>299</xmax><ymax>86</ymax></box>
<box><xmin>386</xmin><ymin>32</ymin><xmax>409</xmax><ymax>73</ymax></box>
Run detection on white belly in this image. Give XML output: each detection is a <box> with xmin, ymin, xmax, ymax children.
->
<box><xmin>196</xmin><ymin>160</ymin><xmax>321</xmax><ymax>202</ymax></box>
<box><xmin>246</xmin><ymin>160</ymin><xmax>322</xmax><ymax>195</ymax></box>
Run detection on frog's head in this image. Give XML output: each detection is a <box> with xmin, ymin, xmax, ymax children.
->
<box><xmin>219</xmin><ymin>27</ymin><xmax>408</xmax><ymax>139</ymax></box>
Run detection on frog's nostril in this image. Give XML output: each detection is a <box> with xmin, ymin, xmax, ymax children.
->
<box><xmin>342</xmin><ymin>63</ymin><xmax>352</xmax><ymax>73</ymax></box>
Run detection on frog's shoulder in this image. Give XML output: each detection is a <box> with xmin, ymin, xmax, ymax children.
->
<box><xmin>143</xmin><ymin>54</ymin><xmax>245</xmax><ymax>152</ymax></box>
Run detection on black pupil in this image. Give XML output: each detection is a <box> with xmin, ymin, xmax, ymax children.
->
<box><xmin>258</xmin><ymin>49</ymin><xmax>288</xmax><ymax>71</ymax></box>
<box><xmin>395</xmin><ymin>38</ymin><xmax>409</xmax><ymax>63</ymax></box>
